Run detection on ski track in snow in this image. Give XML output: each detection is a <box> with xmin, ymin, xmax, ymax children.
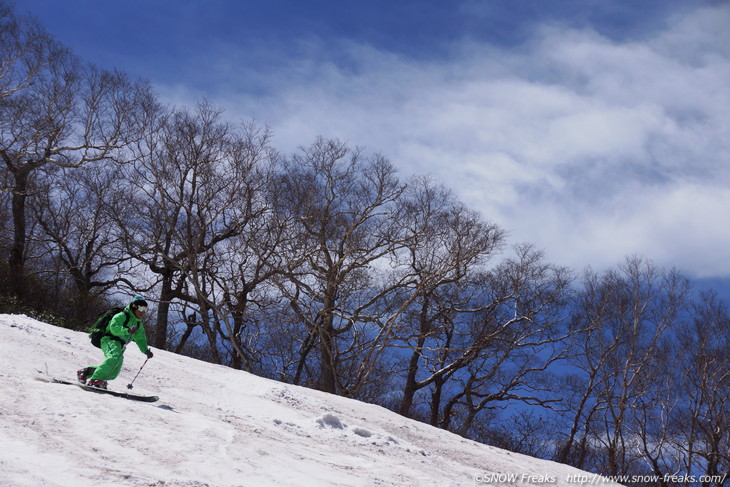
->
<box><xmin>0</xmin><ymin>314</ymin><xmax>623</xmax><ymax>487</ymax></box>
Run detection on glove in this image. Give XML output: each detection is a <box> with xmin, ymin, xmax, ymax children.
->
<box><xmin>128</xmin><ymin>325</ymin><xmax>139</xmax><ymax>335</ymax></box>
<box><xmin>146</xmin><ymin>349</ymin><xmax>154</xmax><ymax>359</ymax></box>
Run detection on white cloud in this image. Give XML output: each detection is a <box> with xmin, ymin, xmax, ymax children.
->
<box><xmin>503</xmin><ymin>181</ymin><xmax>730</xmax><ymax>277</ymax></box>
<box><xmin>161</xmin><ymin>4</ymin><xmax>730</xmax><ymax>277</ymax></box>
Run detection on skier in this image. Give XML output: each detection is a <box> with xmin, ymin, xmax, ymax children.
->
<box><xmin>77</xmin><ymin>296</ymin><xmax>154</xmax><ymax>389</ymax></box>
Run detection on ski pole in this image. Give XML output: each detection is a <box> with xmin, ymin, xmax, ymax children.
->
<box><xmin>127</xmin><ymin>357</ymin><xmax>149</xmax><ymax>390</ymax></box>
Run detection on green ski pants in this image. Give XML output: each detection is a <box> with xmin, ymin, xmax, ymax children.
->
<box><xmin>89</xmin><ymin>337</ymin><xmax>125</xmax><ymax>381</ymax></box>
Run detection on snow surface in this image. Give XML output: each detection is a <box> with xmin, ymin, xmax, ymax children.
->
<box><xmin>0</xmin><ymin>314</ymin><xmax>623</xmax><ymax>487</ymax></box>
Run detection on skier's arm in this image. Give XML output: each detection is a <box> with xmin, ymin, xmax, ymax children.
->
<box><xmin>133</xmin><ymin>326</ymin><xmax>151</xmax><ymax>355</ymax></box>
<box><xmin>108</xmin><ymin>312</ymin><xmax>134</xmax><ymax>342</ymax></box>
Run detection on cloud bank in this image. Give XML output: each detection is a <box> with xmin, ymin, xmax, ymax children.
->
<box><xmin>158</xmin><ymin>4</ymin><xmax>730</xmax><ymax>277</ymax></box>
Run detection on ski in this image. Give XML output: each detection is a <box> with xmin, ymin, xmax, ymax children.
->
<box><xmin>38</xmin><ymin>377</ymin><xmax>159</xmax><ymax>402</ymax></box>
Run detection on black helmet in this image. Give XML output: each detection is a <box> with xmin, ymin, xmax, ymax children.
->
<box><xmin>130</xmin><ymin>295</ymin><xmax>148</xmax><ymax>311</ymax></box>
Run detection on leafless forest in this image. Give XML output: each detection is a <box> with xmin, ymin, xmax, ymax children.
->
<box><xmin>1</xmin><ymin>4</ymin><xmax>727</xmax><ymax>485</ymax></box>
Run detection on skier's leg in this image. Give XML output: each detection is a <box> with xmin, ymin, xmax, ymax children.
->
<box><xmin>89</xmin><ymin>339</ymin><xmax>125</xmax><ymax>381</ymax></box>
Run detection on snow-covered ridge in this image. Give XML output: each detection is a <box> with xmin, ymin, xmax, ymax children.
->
<box><xmin>0</xmin><ymin>314</ymin><xmax>622</xmax><ymax>487</ymax></box>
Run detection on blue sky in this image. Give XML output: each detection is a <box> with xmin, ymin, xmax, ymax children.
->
<box><xmin>13</xmin><ymin>0</ymin><xmax>730</xmax><ymax>291</ymax></box>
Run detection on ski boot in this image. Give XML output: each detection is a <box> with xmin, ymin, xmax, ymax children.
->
<box><xmin>87</xmin><ymin>379</ymin><xmax>108</xmax><ymax>389</ymax></box>
<box><xmin>76</xmin><ymin>367</ymin><xmax>96</xmax><ymax>385</ymax></box>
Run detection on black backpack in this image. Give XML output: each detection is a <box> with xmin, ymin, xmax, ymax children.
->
<box><xmin>88</xmin><ymin>307</ymin><xmax>130</xmax><ymax>347</ymax></box>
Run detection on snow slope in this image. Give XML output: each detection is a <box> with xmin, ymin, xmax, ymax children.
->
<box><xmin>0</xmin><ymin>314</ymin><xmax>622</xmax><ymax>487</ymax></box>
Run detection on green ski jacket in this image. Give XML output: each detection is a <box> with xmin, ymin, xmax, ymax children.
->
<box><xmin>108</xmin><ymin>305</ymin><xmax>150</xmax><ymax>354</ymax></box>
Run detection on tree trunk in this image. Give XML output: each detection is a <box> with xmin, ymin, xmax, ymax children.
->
<box><xmin>9</xmin><ymin>169</ymin><xmax>30</xmax><ymax>301</ymax></box>
<box><xmin>154</xmin><ymin>272</ymin><xmax>174</xmax><ymax>349</ymax></box>
<box><xmin>430</xmin><ymin>376</ymin><xmax>445</xmax><ymax>427</ymax></box>
<box><xmin>174</xmin><ymin>323</ymin><xmax>196</xmax><ymax>354</ymax></box>
<box><xmin>318</xmin><ymin>317</ymin><xmax>338</xmax><ymax>394</ymax></box>
<box><xmin>399</xmin><ymin>348</ymin><xmax>422</xmax><ymax>417</ymax></box>
<box><xmin>399</xmin><ymin>299</ymin><xmax>430</xmax><ymax>416</ymax></box>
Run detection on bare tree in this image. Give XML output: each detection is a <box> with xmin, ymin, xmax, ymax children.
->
<box><xmin>395</xmin><ymin>176</ymin><xmax>506</xmax><ymax>417</ymax></box>
<box><xmin>670</xmin><ymin>291</ymin><xmax>730</xmax><ymax>486</ymax></box>
<box><xmin>273</xmin><ymin>137</ymin><xmax>408</xmax><ymax>394</ymax></box>
<box><xmin>399</xmin><ymin>243</ymin><xmax>572</xmax><ymax>435</ymax></box>
<box><xmin>559</xmin><ymin>257</ymin><xmax>691</xmax><ymax>479</ymax></box>
<box><xmin>198</xmin><ymin>184</ymin><xmax>292</xmax><ymax>371</ymax></box>
<box><xmin>173</xmin><ymin>123</ymin><xmax>281</xmax><ymax>369</ymax></box>
<box><xmin>0</xmin><ymin>3</ymin><xmax>157</xmax><ymax>301</ymax></box>
<box><xmin>29</xmin><ymin>163</ymin><xmax>130</xmax><ymax>321</ymax></box>
<box><xmin>0</xmin><ymin>3</ymin><xmax>53</xmax><ymax>99</ymax></box>
<box><xmin>121</xmin><ymin>102</ymin><xmax>274</xmax><ymax>353</ymax></box>
<box><xmin>556</xmin><ymin>267</ymin><xmax>625</xmax><ymax>469</ymax></box>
